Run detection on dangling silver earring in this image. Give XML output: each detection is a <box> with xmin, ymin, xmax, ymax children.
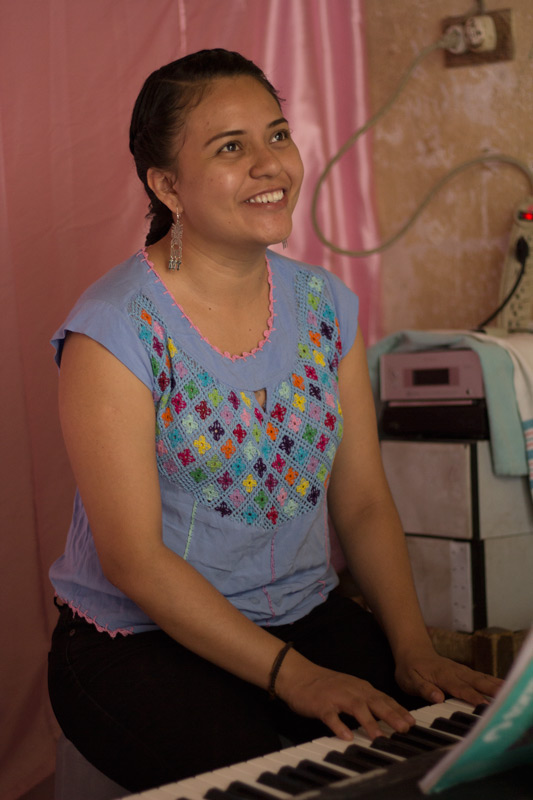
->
<box><xmin>282</xmin><ymin>238</ymin><xmax>288</xmax><ymax>249</ymax></box>
<box><xmin>169</xmin><ymin>211</ymin><xmax>183</xmax><ymax>270</ymax></box>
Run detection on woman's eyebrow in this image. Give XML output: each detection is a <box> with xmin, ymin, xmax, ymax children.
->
<box><xmin>203</xmin><ymin>118</ymin><xmax>288</xmax><ymax>148</ymax></box>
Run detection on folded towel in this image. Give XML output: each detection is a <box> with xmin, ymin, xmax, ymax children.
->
<box><xmin>366</xmin><ymin>330</ymin><xmax>530</xmax><ymax>483</ymax></box>
<box><xmin>470</xmin><ymin>332</ymin><xmax>533</xmax><ymax>494</ymax></box>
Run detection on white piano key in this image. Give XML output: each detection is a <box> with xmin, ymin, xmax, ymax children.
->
<box><xmin>411</xmin><ymin>702</ymin><xmax>472</xmax><ymax>726</ymax></box>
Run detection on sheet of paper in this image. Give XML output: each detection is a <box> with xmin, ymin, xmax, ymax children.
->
<box><xmin>419</xmin><ymin>624</ymin><xmax>533</xmax><ymax>794</ymax></box>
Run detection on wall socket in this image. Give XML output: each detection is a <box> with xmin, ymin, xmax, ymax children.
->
<box><xmin>442</xmin><ymin>9</ymin><xmax>514</xmax><ymax>67</ymax></box>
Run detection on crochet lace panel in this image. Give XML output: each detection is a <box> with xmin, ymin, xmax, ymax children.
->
<box><xmin>128</xmin><ymin>270</ymin><xmax>344</xmax><ymax>530</ymax></box>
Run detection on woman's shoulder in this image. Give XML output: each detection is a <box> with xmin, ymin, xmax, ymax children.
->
<box><xmin>267</xmin><ymin>249</ymin><xmax>359</xmax><ymax>356</ymax></box>
<box><xmin>51</xmin><ymin>250</ymin><xmax>157</xmax><ymax>377</ymax></box>
<box><xmin>267</xmin><ymin>249</ymin><xmax>358</xmax><ymax>311</ymax></box>
<box><xmin>76</xmin><ymin>249</ymin><xmax>152</xmax><ymax>310</ymax></box>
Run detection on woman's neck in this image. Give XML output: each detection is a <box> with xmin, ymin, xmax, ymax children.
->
<box><xmin>145</xmin><ymin>233</ymin><xmax>273</xmax><ymax>359</ymax></box>
<box><xmin>147</xmin><ymin>232</ymin><xmax>268</xmax><ymax>307</ymax></box>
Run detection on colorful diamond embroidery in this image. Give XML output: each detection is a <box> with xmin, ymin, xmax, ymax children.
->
<box><xmin>130</xmin><ymin>269</ymin><xmax>345</xmax><ymax>529</ymax></box>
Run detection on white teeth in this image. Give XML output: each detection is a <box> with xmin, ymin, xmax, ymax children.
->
<box><xmin>247</xmin><ymin>190</ymin><xmax>284</xmax><ymax>204</ymax></box>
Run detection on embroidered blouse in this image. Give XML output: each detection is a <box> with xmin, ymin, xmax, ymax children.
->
<box><xmin>49</xmin><ymin>249</ymin><xmax>359</xmax><ymax>635</ymax></box>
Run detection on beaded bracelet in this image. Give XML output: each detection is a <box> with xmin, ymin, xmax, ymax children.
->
<box><xmin>268</xmin><ymin>641</ymin><xmax>294</xmax><ymax>699</ymax></box>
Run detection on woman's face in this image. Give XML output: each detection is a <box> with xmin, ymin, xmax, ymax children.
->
<box><xmin>171</xmin><ymin>75</ymin><xmax>304</xmax><ymax>259</ymax></box>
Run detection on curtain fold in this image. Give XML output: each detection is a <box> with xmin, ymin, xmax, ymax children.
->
<box><xmin>0</xmin><ymin>2</ymin><xmax>379</xmax><ymax>796</ymax></box>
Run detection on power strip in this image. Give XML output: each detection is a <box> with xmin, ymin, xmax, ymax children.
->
<box><xmin>496</xmin><ymin>197</ymin><xmax>533</xmax><ymax>331</ymax></box>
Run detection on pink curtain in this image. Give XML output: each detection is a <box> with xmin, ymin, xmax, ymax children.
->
<box><xmin>0</xmin><ymin>2</ymin><xmax>379</xmax><ymax>796</ymax></box>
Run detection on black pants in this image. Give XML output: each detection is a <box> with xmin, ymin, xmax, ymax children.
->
<box><xmin>48</xmin><ymin>593</ymin><xmax>418</xmax><ymax>793</ymax></box>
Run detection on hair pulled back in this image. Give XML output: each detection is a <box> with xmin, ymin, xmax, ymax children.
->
<box><xmin>129</xmin><ymin>49</ymin><xmax>282</xmax><ymax>246</ymax></box>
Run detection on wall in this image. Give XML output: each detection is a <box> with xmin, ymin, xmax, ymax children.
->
<box><xmin>363</xmin><ymin>0</ymin><xmax>532</xmax><ymax>334</ymax></box>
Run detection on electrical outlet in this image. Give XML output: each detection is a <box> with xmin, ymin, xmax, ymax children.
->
<box><xmin>442</xmin><ymin>9</ymin><xmax>514</xmax><ymax>67</ymax></box>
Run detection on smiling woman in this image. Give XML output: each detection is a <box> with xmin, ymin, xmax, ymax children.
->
<box><xmin>47</xmin><ymin>48</ymin><xmax>502</xmax><ymax>795</ymax></box>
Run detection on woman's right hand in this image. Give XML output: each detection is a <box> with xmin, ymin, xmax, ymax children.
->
<box><xmin>275</xmin><ymin>654</ymin><xmax>415</xmax><ymax>742</ymax></box>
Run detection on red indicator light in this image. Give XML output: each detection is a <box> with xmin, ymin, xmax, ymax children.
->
<box><xmin>519</xmin><ymin>211</ymin><xmax>533</xmax><ymax>221</ymax></box>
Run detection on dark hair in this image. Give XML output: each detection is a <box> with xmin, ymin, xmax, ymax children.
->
<box><xmin>129</xmin><ymin>49</ymin><xmax>282</xmax><ymax>246</ymax></box>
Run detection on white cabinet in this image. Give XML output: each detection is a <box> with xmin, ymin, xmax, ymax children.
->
<box><xmin>381</xmin><ymin>439</ymin><xmax>533</xmax><ymax>632</ymax></box>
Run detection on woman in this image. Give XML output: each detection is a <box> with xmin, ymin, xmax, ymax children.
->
<box><xmin>48</xmin><ymin>49</ymin><xmax>500</xmax><ymax>793</ymax></box>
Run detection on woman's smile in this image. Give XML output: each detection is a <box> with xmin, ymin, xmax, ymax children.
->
<box><xmin>245</xmin><ymin>189</ymin><xmax>285</xmax><ymax>204</ymax></box>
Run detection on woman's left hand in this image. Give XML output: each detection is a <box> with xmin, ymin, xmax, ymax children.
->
<box><xmin>395</xmin><ymin>651</ymin><xmax>504</xmax><ymax>708</ymax></box>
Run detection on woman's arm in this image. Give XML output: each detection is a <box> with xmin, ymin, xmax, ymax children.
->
<box><xmin>327</xmin><ymin>330</ymin><xmax>502</xmax><ymax>706</ymax></box>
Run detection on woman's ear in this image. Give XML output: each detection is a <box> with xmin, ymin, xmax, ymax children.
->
<box><xmin>147</xmin><ymin>168</ymin><xmax>182</xmax><ymax>214</ymax></box>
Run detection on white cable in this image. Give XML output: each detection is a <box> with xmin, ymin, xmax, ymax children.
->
<box><xmin>311</xmin><ymin>32</ymin><xmax>533</xmax><ymax>259</ymax></box>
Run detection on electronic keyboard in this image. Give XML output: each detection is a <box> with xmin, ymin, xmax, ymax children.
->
<box><xmin>126</xmin><ymin>699</ymin><xmax>532</xmax><ymax>799</ymax></box>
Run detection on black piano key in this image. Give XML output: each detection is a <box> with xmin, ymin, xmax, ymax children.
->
<box><xmin>324</xmin><ymin>749</ymin><xmax>381</xmax><ymax>774</ymax></box>
<box><xmin>205</xmin><ymin>782</ymin><xmax>278</xmax><ymax>800</ymax></box>
<box><xmin>389</xmin><ymin>731</ymin><xmax>437</xmax><ymax>751</ymax></box>
<box><xmin>371</xmin><ymin>735</ymin><xmax>423</xmax><ymax>759</ymax></box>
<box><xmin>342</xmin><ymin>743</ymin><xmax>397</xmax><ymax>768</ymax></box>
<box><xmin>257</xmin><ymin>766</ymin><xmax>321</xmax><ymax>795</ymax></box>
<box><xmin>450</xmin><ymin>710</ymin><xmax>478</xmax><ymax>728</ymax></box>
<box><xmin>295</xmin><ymin>759</ymin><xmax>348</xmax><ymax>783</ymax></box>
<box><xmin>430</xmin><ymin>716</ymin><xmax>471</xmax><ymax>736</ymax></box>
<box><xmin>279</xmin><ymin>764</ymin><xmax>331</xmax><ymax>787</ymax></box>
<box><xmin>474</xmin><ymin>702</ymin><xmax>490</xmax><ymax>716</ymax></box>
<box><xmin>257</xmin><ymin>770</ymin><xmax>305</xmax><ymax>795</ymax></box>
<box><xmin>399</xmin><ymin>724</ymin><xmax>457</xmax><ymax>747</ymax></box>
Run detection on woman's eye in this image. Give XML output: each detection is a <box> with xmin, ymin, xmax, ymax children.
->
<box><xmin>271</xmin><ymin>129</ymin><xmax>291</xmax><ymax>143</ymax></box>
<box><xmin>219</xmin><ymin>141</ymin><xmax>240</xmax><ymax>153</ymax></box>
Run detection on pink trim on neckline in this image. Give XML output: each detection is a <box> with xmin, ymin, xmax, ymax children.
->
<box><xmin>139</xmin><ymin>249</ymin><xmax>276</xmax><ymax>362</ymax></box>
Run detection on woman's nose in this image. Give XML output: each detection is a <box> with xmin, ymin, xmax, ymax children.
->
<box><xmin>249</xmin><ymin>145</ymin><xmax>282</xmax><ymax>178</ymax></box>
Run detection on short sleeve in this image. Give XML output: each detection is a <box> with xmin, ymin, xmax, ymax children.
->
<box><xmin>323</xmin><ymin>271</ymin><xmax>359</xmax><ymax>359</ymax></box>
<box><xmin>51</xmin><ymin>298</ymin><xmax>155</xmax><ymax>391</ymax></box>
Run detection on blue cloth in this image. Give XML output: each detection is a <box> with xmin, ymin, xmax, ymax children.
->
<box><xmin>49</xmin><ymin>249</ymin><xmax>359</xmax><ymax>635</ymax></box>
<box><xmin>367</xmin><ymin>330</ymin><xmax>528</xmax><ymax>477</ymax></box>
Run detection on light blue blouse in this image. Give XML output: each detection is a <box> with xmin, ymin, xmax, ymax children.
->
<box><xmin>49</xmin><ymin>249</ymin><xmax>359</xmax><ymax>635</ymax></box>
